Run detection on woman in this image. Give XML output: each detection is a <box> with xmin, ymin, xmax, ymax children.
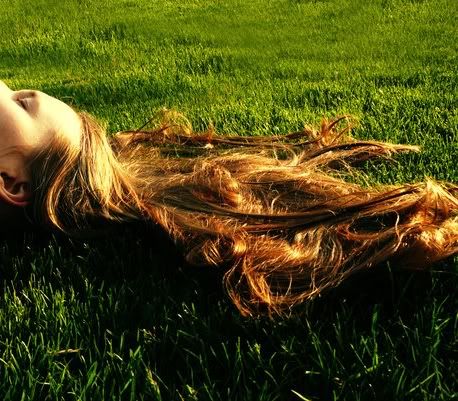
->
<box><xmin>1</xmin><ymin>80</ymin><xmax>457</xmax><ymax>315</ymax></box>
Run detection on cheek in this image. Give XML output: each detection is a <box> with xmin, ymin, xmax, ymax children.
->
<box><xmin>0</xmin><ymin>96</ymin><xmax>39</xmax><ymax>151</ymax></box>
<box><xmin>0</xmin><ymin>112</ymin><xmax>33</xmax><ymax>151</ymax></box>
<box><xmin>0</xmin><ymin>117</ymin><xmax>17</xmax><ymax>145</ymax></box>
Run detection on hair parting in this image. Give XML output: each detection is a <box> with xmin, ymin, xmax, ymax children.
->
<box><xmin>29</xmin><ymin>112</ymin><xmax>458</xmax><ymax>315</ymax></box>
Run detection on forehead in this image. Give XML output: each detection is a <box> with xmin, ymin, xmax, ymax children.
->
<box><xmin>37</xmin><ymin>92</ymin><xmax>81</xmax><ymax>148</ymax></box>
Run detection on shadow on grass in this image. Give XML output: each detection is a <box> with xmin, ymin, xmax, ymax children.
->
<box><xmin>1</xmin><ymin>222</ymin><xmax>454</xmax><ymax>326</ymax></box>
<box><xmin>0</xmin><ymin>224</ymin><xmax>456</xmax><ymax>401</ymax></box>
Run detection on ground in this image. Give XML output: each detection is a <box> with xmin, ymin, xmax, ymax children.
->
<box><xmin>0</xmin><ymin>0</ymin><xmax>456</xmax><ymax>400</ymax></box>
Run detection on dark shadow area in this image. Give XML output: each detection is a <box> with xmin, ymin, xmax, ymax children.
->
<box><xmin>1</xmin><ymin>221</ymin><xmax>456</xmax><ymax>325</ymax></box>
<box><xmin>0</xmin><ymin>224</ymin><xmax>456</xmax><ymax>401</ymax></box>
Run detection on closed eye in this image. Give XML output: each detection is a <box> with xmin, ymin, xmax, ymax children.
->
<box><xmin>14</xmin><ymin>90</ymin><xmax>37</xmax><ymax>112</ymax></box>
<box><xmin>16</xmin><ymin>98</ymin><xmax>30</xmax><ymax>111</ymax></box>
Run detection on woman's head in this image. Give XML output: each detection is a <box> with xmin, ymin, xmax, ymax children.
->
<box><xmin>0</xmin><ymin>80</ymin><xmax>81</xmax><ymax>210</ymax></box>
<box><xmin>0</xmin><ymin>80</ymin><xmax>140</xmax><ymax>231</ymax></box>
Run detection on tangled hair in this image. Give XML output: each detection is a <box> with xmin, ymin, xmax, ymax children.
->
<box><xmin>27</xmin><ymin>112</ymin><xmax>458</xmax><ymax>315</ymax></box>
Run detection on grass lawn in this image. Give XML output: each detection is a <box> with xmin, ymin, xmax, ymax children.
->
<box><xmin>0</xmin><ymin>0</ymin><xmax>457</xmax><ymax>399</ymax></box>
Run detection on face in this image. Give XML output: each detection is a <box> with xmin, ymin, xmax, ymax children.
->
<box><xmin>0</xmin><ymin>80</ymin><xmax>81</xmax><ymax>208</ymax></box>
<box><xmin>0</xmin><ymin>80</ymin><xmax>81</xmax><ymax>154</ymax></box>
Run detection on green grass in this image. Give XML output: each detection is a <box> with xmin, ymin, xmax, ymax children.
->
<box><xmin>0</xmin><ymin>0</ymin><xmax>457</xmax><ymax>399</ymax></box>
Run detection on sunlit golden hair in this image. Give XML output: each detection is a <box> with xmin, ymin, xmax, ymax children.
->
<box><xmin>28</xmin><ymin>112</ymin><xmax>458</xmax><ymax>315</ymax></box>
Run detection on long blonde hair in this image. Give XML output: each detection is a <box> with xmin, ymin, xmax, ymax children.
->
<box><xmin>27</xmin><ymin>112</ymin><xmax>458</xmax><ymax>315</ymax></box>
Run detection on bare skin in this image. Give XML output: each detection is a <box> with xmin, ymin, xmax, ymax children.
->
<box><xmin>0</xmin><ymin>80</ymin><xmax>81</xmax><ymax>210</ymax></box>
